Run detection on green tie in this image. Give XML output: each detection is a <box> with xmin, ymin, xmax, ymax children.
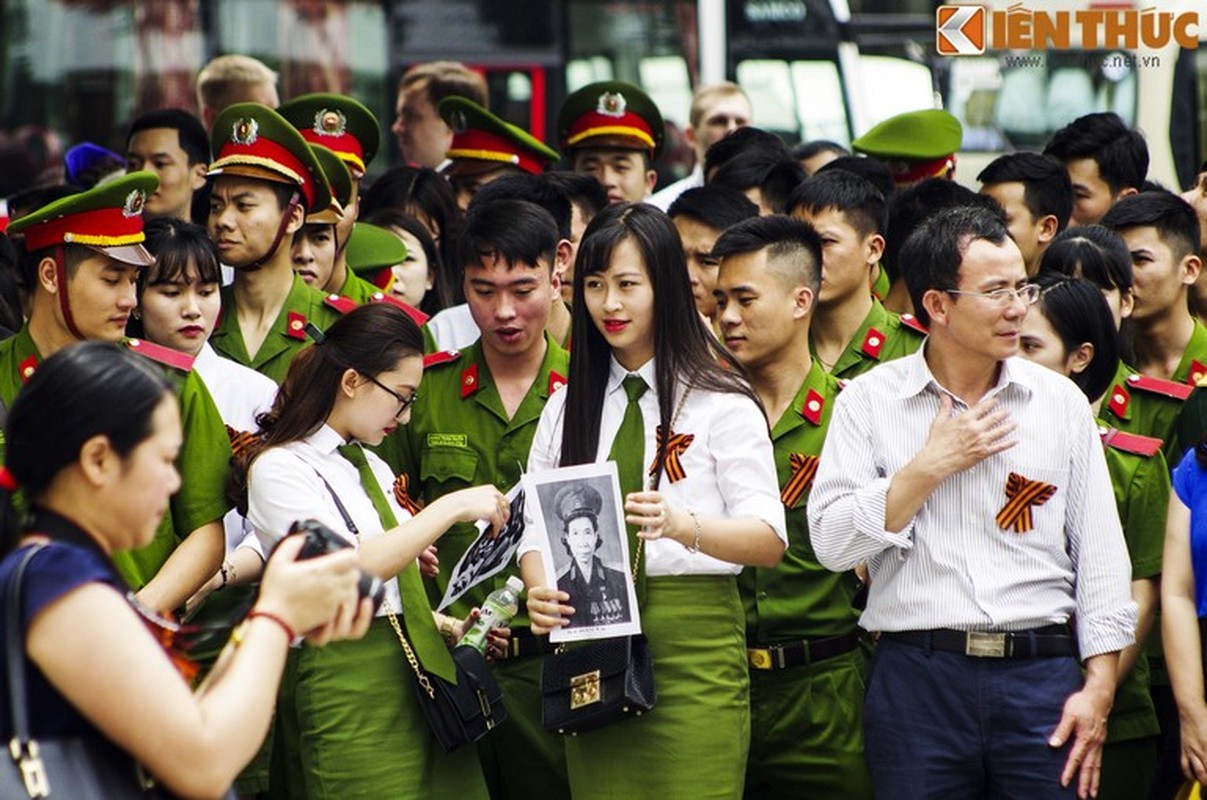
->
<box><xmin>337</xmin><ymin>443</ymin><xmax>456</xmax><ymax>683</ymax></box>
<box><xmin>608</xmin><ymin>375</ymin><xmax>648</xmax><ymax>605</ymax></box>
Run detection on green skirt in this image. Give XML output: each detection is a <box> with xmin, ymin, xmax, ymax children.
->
<box><xmin>565</xmin><ymin>575</ymin><xmax>750</xmax><ymax>799</ymax></box>
<box><xmin>283</xmin><ymin>617</ymin><xmax>488</xmax><ymax>799</ymax></box>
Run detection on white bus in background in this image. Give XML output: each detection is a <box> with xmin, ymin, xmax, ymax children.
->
<box><xmin>941</xmin><ymin>0</ymin><xmax>1205</xmax><ymax>191</ymax></box>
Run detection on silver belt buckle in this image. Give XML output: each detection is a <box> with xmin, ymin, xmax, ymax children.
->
<box><xmin>965</xmin><ymin>631</ymin><xmax>1008</xmax><ymax>657</ymax></box>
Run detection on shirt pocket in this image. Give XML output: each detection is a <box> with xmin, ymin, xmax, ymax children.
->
<box><xmin>420</xmin><ymin>445</ymin><xmax>480</xmax><ymax>489</ymax></box>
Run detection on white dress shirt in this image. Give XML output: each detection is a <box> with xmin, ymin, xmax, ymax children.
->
<box><xmin>808</xmin><ymin>348</ymin><xmax>1138</xmax><ymax>659</ymax></box>
<box><xmin>426</xmin><ymin>303</ymin><xmax>480</xmax><ymax>351</ymax></box>
<box><xmin>248</xmin><ymin>424</ymin><xmax>408</xmax><ymax>617</ymax></box>
<box><xmin>520</xmin><ymin>356</ymin><xmax>787</xmax><ymax>576</ymax></box>
<box><xmin>647</xmin><ymin>165</ymin><xmax>704</xmax><ymax>212</ymax></box>
<box><xmin>193</xmin><ymin>342</ymin><xmax>279</xmax><ymax>556</ymax></box>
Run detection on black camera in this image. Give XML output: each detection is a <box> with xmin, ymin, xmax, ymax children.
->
<box><xmin>289</xmin><ymin>518</ymin><xmax>386</xmax><ymax>613</ymax></box>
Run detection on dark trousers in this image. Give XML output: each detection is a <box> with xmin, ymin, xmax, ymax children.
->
<box><xmin>864</xmin><ymin>637</ymin><xmax>1082</xmax><ymax>799</ymax></box>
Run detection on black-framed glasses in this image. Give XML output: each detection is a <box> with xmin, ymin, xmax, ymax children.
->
<box><xmin>944</xmin><ymin>284</ymin><xmax>1040</xmax><ymax>306</ymax></box>
<box><xmin>363</xmin><ymin>373</ymin><xmax>419</xmax><ymax>417</ymax></box>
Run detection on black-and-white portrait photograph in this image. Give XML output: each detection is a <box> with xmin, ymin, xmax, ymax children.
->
<box><xmin>438</xmin><ymin>485</ymin><xmax>526</xmax><ymax>612</ymax></box>
<box><xmin>524</xmin><ymin>462</ymin><xmax>641</xmax><ymax>642</ymax></box>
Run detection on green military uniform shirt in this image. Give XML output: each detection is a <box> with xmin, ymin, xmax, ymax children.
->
<box><xmin>0</xmin><ymin>326</ymin><xmax>232</xmax><ymax>590</ymax></box>
<box><xmin>376</xmin><ymin>335</ymin><xmax>570</xmax><ymax>621</ymax></box>
<box><xmin>812</xmin><ymin>298</ymin><xmax>925</xmax><ymax>381</ymax></box>
<box><xmin>1101</xmin><ymin>431</ymin><xmax>1167</xmax><ymax>743</ymax></box>
<box><xmin>335</xmin><ymin>269</ymin><xmax>381</xmax><ymax>305</ymax></box>
<box><xmin>741</xmin><ymin>361</ymin><xmax>860</xmax><ymax>641</ymax></box>
<box><xmin>1101</xmin><ymin>320</ymin><xmax>1207</xmax><ymax>468</ymax></box>
<box><xmin>211</xmin><ymin>274</ymin><xmax>342</xmax><ymax>385</ymax></box>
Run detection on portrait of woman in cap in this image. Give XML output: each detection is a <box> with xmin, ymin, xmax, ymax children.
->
<box><xmin>553</xmin><ymin>483</ymin><xmax>632</xmax><ymax>628</ymax></box>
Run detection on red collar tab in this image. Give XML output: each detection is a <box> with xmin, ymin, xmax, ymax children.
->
<box><xmin>422</xmin><ymin>349</ymin><xmax>460</xmax><ymax>369</ymax></box>
<box><xmin>801</xmin><ymin>388</ymin><xmax>825</xmax><ymax>425</ymax></box>
<box><xmin>1125</xmin><ymin>372</ymin><xmax>1192</xmax><ymax>401</ymax></box>
<box><xmin>460</xmin><ymin>363</ymin><xmax>480</xmax><ymax>398</ymax></box>
<box><xmin>124</xmin><ymin>338</ymin><xmax>195</xmax><ymax>372</ymax></box>
<box><xmin>861</xmin><ymin>327</ymin><xmax>885</xmax><ymax>360</ymax></box>
<box><xmin>899</xmin><ymin>313</ymin><xmax>929</xmax><ymax>335</ymax></box>
<box><xmin>286</xmin><ymin>311</ymin><xmax>308</xmax><ymax>341</ymax></box>
<box><xmin>548</xmin><ymin>370</ymin><xmax>567</xmax><ymax>395</ymax></box>
<box><xmin>1107</xmin><ymin>384</ymin><xmax>1130</xmax><ymax>418</ymax></box>
<box><xmin>324</xmin><ymin>294</ymin><xmax>359</xmax><ymax>315</ymax></box>
<box><xmin>369</xmin><ymin>292</ymin><xmax>429</xmax><ymax>326</ymax></box>
<box><xmin>1099</xmin><ymin>425</ymin><xmax>1163</xmax><ymax>457</ymax></box>
<box><xmin>1190</xmin><ymin>360</ymin><xmax>1207</xmax><ymax>386</ymax></box>
<box><xmin>17</xmin><ymin>355</ymin><xmax>37</xmax><ymax>384</ymax></box>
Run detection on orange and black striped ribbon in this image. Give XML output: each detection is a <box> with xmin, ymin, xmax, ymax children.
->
<box><xmin>393</xmin><ymin>473</ymin><xmax>424</xmax><ymax>516</ymax></box>
<box><xmin>648</xmin><ymin>426</ymin><xmax>695</xmax><ymax>483</ymax></box>
<box><xmin>225</xmin><ymin>425</ymin><xmax>263</xmax><ymax>459</ymax></box>
<box><xmin>780</xmin><ymin>453</ymin><xmax>820</xmax><ymax>508</ymax></box>
<box><xmin>995</xmin><ymin>471</ymin><xmax>1057</xmax><ymax>533</ymax></box>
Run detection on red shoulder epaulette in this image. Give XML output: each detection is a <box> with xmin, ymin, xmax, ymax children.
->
<box><xmin>324</xmin><ymin>294</ymin><xmax>359</xmax><ymax>315</ymax></box>
<box><xmin>1099</xmin><ymin>426</ymin><xmax>1163</xmax><ymax>458</ymax></box>
<box><xmin>899</xmin><ymin>313</ymin><xmax>929</xmax><ymax>335</ymax></box>
<box><xmin>422</xmin><ymin>350</ymin><xmax>460</xmax><ymax>369</ymax></box>
<box><xmin>1125</xmin><ymin>373</ymin><xmax>1193</xmax><ymax>401</ymax></box>
<box><xmin>370</xmin><ymin>292</ymin><xmax>430</xmax><ymax>326</ymax></box>
<box><xmin>124</xmin><ymin>338</ymin><xmax>194</xmax><ymax>372</ymax></box>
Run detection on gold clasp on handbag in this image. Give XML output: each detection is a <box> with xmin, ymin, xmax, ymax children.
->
<box><xmin>570</xmin><ymin>670</ymin><xmax>601</xmax><ymax>709</ymax></box>
<box><xmin>10</xmin><ymin>738</ymin><xmax>49</xmax><ymax>798</ymax></box>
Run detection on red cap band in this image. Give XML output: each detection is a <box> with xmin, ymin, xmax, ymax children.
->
<box><xmin>448</xmin><ymin>129</ymin><xmax>547</xmax><ymax>175</ymax></box>
<box><xmin>21</xmin><ymin>207</ymin><xmax>144</xmax><ymax>252</ymax></box>
<box><xmin>566</xmin><ymin>109</ymin><xmax>655</xmax><ymax>152</ymax></box>
<box><xmin>213</xmin><ymin>136</ymin><xmax>318</xmax><ymax>210</ymax></box>
<box><xmin>298</xmin><ymin>129</ymin><xmax>366</xmax><ymax>175</ymax></box>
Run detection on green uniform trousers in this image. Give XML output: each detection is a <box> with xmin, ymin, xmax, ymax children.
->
<box><xmin>745</xmin><ymin>646</ymin><xmax>874</xmax><ymax>799</ymax></box>
<box><xmin>1099</xmin><ymin>736</ymin><xmax>1159</xmax><ymax>800</ymax></box>
<box><xmin>476</xmin><ymin>652</ymin><xmax>571</xmax><ymax>799</ymax></box>
<box><xmin>566</xmin><ymin>575</ymin><xmax>750</xmax><ymax>799</ymax></box>
<box><xmin>273</xmin><ymin>618</ymin><xmax>488</xmax><ymax>799</ymax></box>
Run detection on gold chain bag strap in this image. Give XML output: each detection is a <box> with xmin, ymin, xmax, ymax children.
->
<box><xmin>312</xmin><ymin>468</ymin><xmax>507</xmax><ymax>752</ymax></box>
<box><xmin>540</xmin><ymin>384</ymin><xmax>693</xmax><ymax>735</ymax></box>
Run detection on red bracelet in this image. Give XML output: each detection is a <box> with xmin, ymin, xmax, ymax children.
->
<box><xmin>247</xmin><ymin>610</ymin><xmax>297</xmax><ymax>642</ymax></box>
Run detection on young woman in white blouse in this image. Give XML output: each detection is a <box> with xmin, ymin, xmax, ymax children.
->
<box><xmin>521</xmin><ymin>202</ymin><xmax>787</xmax><ymax>799</ymax></box>
<box><xmin>132</xmin><ymin>216</ymin><xmax>279</xmax><ymax>610</ymax></box>
<box><xmin>235</xmin><ymin>302</ymin><xmax>509</xmax><ymax>798</ymax></box>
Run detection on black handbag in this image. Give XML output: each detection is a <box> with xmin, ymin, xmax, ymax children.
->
<box><xmin>0</xmin><ymin>545</ymin><xmax>177</xmax><ymax>799</ymax></box>
<box><xmin>541</xmin><ymin>633</ymin><xmax>656</xmax><ymax>735</ymax></box>
<box><xmin>385</xmin><ymin>612</ymin><xmax>508</xmax><ymax>752</ymax></box>
<box><xmin>313</xmin><ymin>468</ymin><xmax>508</xmax><ymax>753</ymax></box>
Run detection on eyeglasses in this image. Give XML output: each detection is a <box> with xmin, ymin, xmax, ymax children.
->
<box><xmin>363</xmin><ymin>373</ymin><xmax>419</xmax><ymax>417</ymax></box>
<box><xmin>944</xmin><ymin>284</ymin><xmax>1040</xmax><ymax>306</ymax></box>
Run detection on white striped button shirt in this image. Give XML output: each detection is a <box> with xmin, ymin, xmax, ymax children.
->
<box><xmin>808</xmin><ymin>349</ymin><xmax>1137</xmax><ymax>659</ymax></box>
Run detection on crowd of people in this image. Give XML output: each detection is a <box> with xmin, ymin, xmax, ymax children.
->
<box><xmin>3</xmin><ymin>50</ymin><xmax>1207</xmax><ymax>800</ymax></box>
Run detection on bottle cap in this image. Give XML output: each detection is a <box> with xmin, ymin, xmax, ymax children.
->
<box><xmin>505</xmin><ymin>576</ymin><xmax>525</xmax><ymax>592</ymax></box>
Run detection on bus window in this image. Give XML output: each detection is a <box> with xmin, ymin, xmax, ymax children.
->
<box><xmin>737</xmin><ymin>58</ymin><xmax>847</xmax><ymax>144</ymax></box>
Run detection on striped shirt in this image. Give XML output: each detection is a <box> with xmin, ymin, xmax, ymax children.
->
<box><xmin>808</xmin><ymin>348</ymin><xmax>1137</xmax><ymax>659</ymax></box>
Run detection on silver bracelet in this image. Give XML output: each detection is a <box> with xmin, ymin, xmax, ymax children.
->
<box><xmin>684</xmin><ymin>510</ymin><xmax>702</xmax><ymax>553</ymax></box>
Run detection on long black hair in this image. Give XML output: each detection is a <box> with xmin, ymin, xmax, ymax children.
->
<box><xmin>559</xmin><ymin>203</ymin><xmax>763</xmax><ymax>484</ymax></box>
<box><xmin>230</xmin><ymin>302</ymin><xmax>425</xmax><ymax>511</ymax></box>
<box><xmin>1028</xmin><ymin>273</ymin><xmax>1120</xmax><ymax>403</ymax></box>
<box><xmin>2</xmin><ymin>342</ymin><xmax>173</xmax><ymax>550</ymax></box>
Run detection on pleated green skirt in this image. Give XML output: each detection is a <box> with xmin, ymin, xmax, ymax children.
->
<box><xmin>282</xmin><ymin>616</ymin><xmax>488</xmax><ymax>799</ymax></box>
<box><xmin>565</xmin><ymin>574</ymin><xmax>751</xmax><ymax>799</ymax></box>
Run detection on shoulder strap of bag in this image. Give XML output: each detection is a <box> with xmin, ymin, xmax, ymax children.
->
<box><xmin>6</xmin><ymin>544</ymin><xmax>47</xmax><ymax>745</ymax></box>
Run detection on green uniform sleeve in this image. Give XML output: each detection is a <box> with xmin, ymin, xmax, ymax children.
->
<box><xmin>171</xmin><ymin>370</ymin><xmax>234</xmax><ymax>534</ymax></box>
<box><xmin>1120</xmin><ymin>450</ymin><xmax>1169</xmax><ymax>580</ymax></box>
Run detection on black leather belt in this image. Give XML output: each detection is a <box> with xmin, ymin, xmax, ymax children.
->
<box><xmin>747</xmin><ymin>632</ymin><xmax>862</xmax><ymax>670</ymax></box>
<box><xmin>879</xmin><ymin>625</ymin><xmax>1076</xmax><ymax>659</ymax></box>
<box><xmin>499</xmin><ymin>627</ymin><xmax>554</xmax><ymax>660</ymax></box>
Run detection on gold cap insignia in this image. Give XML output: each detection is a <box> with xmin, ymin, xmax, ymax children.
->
<box><xmin>597</xmin><ymin>91</ymin><xmax>627</xmax><ymax>118</ymax></box>
<box><xmin>122</xmin><ymin>189</ymin><xmax>146</xmax><ymax>218</ymax></box>
<box><xmin>313</xmin><ymin>109</ymin><xmax>347</xmax><ymax>137</ymax></box>
<box><xmin>232</xmin><ymin>117</ymin><xmax>259</xmax><ymax>145</ymax></box>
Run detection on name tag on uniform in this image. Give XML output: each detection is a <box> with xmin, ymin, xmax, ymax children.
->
<box><xmin>427</xmin><ymin>433</ymin><xmax>468</xmax><ymax>448</ymax></box>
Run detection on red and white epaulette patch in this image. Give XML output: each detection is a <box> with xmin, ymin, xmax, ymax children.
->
<box><xmin>124</xmin><ymin>338</ymin><xmax>195</xmax><ymax>372</ymax></box>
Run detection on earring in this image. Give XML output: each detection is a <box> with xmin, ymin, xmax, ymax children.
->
<box><xmin>132</xmin><ymin>310</ymin><xmax>141</xmax><ymax>320</ymax></box>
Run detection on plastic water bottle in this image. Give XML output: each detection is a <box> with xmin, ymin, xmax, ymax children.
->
<box><xmin>458</xmin><ymin>575</ymin><xmax>524</xmax><ymax>653</ymax></box>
